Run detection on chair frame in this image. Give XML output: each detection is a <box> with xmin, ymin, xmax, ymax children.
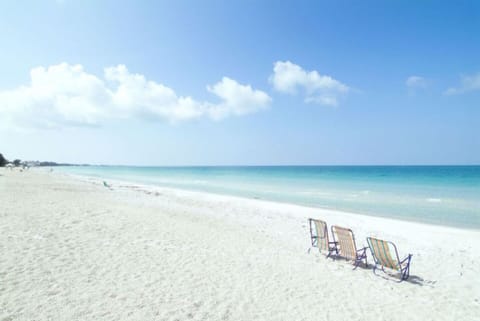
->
<box><xmin>308</xmin><ymin>218</ymin><xmax>338</xmax><ymax>258</ymax></box>
<box><xmin>366</xmin><ymin>237</ymin><xmax>412</xmax><ymax>282</ymax></box>
<box><xmin>331</xmin><ymin>225</ymin><xmax>367</xmax><ymax>269</ymax></box>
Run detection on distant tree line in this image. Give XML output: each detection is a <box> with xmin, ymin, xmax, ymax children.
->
<box><xmin>0</xmin><ymin>152</ymin><xmax>74</xmax><ymax>167</ymax></box>
<box><xmin>0</xmin><ymin>153</ymin><xmax>7</xmax><ymax>167</ymax></box>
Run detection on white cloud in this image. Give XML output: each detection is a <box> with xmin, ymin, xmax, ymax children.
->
<box><xmin>406</xmin><ymin>76</ymin><xmax>427</xmax><ymax>89</ymax></box>
<box><xmin>444</xmin><ymin>72</ymin><xmax>480</xmax><ymax>95</ymax></box>
<box><xmin>269</xmin><ymin>60</ymin><xmax>349</xmax><ymax>106</ymax></box>
<box><xmin>0</xmin><ymin>63</ymin><xmax>271</xmax><ymax>129</ymax></box>
<box><xmin>206</xmin><ymin>77</ymin><xmax>271</xmax><ymax>120</ymax></box>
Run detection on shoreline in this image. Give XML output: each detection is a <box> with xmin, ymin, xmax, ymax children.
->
<box><xmin>1</xmin><ymin>168</ymin><xmax>479</xmax><ymax>320</ymax></box>
<box><xmin>55</xmin><ymin>169</ymin><xmax>480</xmax><ymax>233</ymax></box>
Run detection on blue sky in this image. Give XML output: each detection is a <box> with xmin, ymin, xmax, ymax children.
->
<box><xmin>0</xmin><ymin>0</ymin><xmax>479</xmax><ymax>165</ymax></box>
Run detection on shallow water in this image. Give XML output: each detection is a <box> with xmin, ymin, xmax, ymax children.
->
<box><xmin>57</xmin><ymin>165</ymin><xmax>480</xmax><ymax>229</ymax></box>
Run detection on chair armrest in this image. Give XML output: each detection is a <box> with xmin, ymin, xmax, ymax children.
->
<box><xmin>400</xmin><ymin>254</ymin><xmax>412</xmax><ymax>264</ymax></box>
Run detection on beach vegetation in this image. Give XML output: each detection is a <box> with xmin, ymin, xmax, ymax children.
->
<box><xmin>0</xmin><ymin>153</ymin><xmax>7</xmax><ymax>167</ymax></box>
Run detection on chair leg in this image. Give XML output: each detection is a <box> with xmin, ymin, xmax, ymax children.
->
<box><xmin>352</xmin><ymin>257</ymin><xmax>357</xmax><ymax>269</ymax></box>
<box><xmin>353</xmin><ymin>255</ymin><xmax>364</xmax><ymax>270</ymax></box>
<box><xmin>353</xmin><ymin>248</ymin><xmax>367</xmax><ymax>269</ymax></box>
<box><xmin>401</xmin><ymin>255</ymin><xmax>412</xmax><ymax>281</ymax></box>
<box><xmin>401</xmin><ymin>264</ymin><xmax>410</xmax><ymax>281</ymax></box>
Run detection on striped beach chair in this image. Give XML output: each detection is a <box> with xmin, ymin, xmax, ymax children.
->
<box><xmin>308</xmin><ymin>218</ymin><xmax>338</xmax><ymax>257</ymax></box>
<box><xmin>331</xmin><ymin>225</ymin><xmax>367</xmax><ymax>268</ymax></box>
<box><xmin>366</xmin><ymin>237</ymin><xmax>412</xmax><ymax>281</ymax></box>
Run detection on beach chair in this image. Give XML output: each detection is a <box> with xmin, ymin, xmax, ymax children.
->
<box><xmin>331</xmin><ymin>226</ymin><xmax>367</xmax><ymax>268</ymax></box>
<box><xmin>308</xmin><ymin>218</ymin><xmax>338</xmax><ymax>257</ymax></box>
<box><xmin>366</xmin><ymin>237</ymin><xmax>412</xmax><ymax>281</ymax></box>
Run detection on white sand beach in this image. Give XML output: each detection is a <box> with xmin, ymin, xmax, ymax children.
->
<box><xmin>1</xmin><ymin>168</ymin><xmax>479</xmax><ymax>321</ymax></box>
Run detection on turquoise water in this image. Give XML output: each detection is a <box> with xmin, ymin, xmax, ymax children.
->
<box><xmin>57</xmin><ymin>166</ymin><xmax>480</xmax><ymax>229</ymax></box>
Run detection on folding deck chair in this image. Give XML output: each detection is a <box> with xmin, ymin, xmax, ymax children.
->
<box><xmin>366</xmin><ymin>237</ymin><xmax>412</xmax><ymax>281</ymax></box>
<box><xmin>331</xmin><ymin>225</ymin><xmax>367</xmax><ymax>268</ymax></box>
<box><xmin>308</xmin><ymin>218</ymin><xmax>338</xmax><ymax>257</ymax></box>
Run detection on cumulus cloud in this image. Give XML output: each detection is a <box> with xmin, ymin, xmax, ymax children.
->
<box><xmin>207</xmin><ymin>77</ymin><xmax>271</xmax><ymax>120</ymax></box>
<box><xmin>269</xmin><ymin>61</ymin><xmax>349</xmax><ymax>106</ymax></box>
<box><xmin>444</xmin><ymin>72</ymin><xmax>480</xmax><ymax>95</ymax></box>
<box><xmin>406</xmin><ymin>76</ymin><xmax>427</xmax><ymax>89</ymax></box>
<box><xmin>0</xmin><ymin>63</ymin><xmax>271</xmax><ymax>129</ymax></box>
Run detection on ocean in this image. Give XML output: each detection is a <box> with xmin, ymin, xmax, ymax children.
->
<box><xmin>56</xmin><ymin>165</ymin><xmax>480</xmax><ymax>229</ymax></box>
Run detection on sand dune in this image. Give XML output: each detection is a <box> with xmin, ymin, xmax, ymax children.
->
<box><xmin>0</xmin><ymin>168</ymin><xmax>479</xmax><ymax>320</ymax></box>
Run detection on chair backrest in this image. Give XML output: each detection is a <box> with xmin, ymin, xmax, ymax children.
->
<box><xmin>366</xmin><ymin>237</ymin><xmax>401</xmax><ymax>270</ymax></box>
<box><xmin>309</xmin><ymin>219</ymin><xmax>330</xmax><ymax>252</ymax></box>
<box><xmin>331</xmin><ymin>226</ymin><xmax>358</xmax><ymax>261</ymax></box>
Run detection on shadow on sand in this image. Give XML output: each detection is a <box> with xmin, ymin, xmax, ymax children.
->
<box><xmin>319</xmin><ymin>255</ymin><xmax>436</xmax><ymax>286</ymax></box>
<box><xmin>354</xmin><ymin>263</ymin><xmax>436</xmax><ymax>286</ymax></box>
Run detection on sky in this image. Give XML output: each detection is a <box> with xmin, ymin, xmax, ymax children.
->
<box><xmin>0</xmin><ymin>0</ymin><xmax>479</xmax><ymax>166</ymax></box>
